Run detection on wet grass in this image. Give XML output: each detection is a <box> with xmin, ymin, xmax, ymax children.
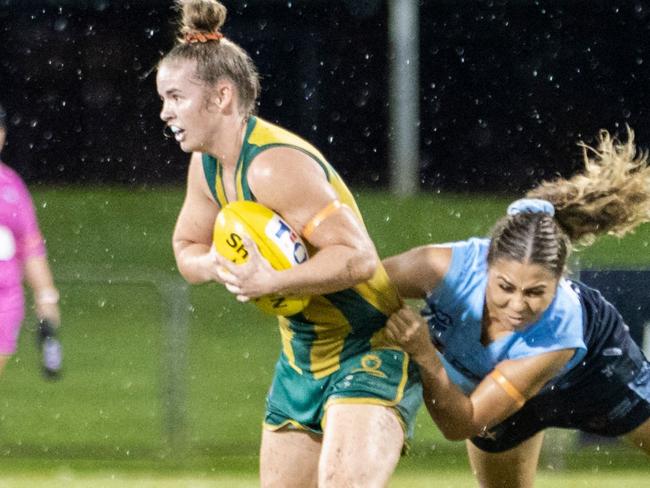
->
<box><xmin>0</xmin><ymin>469</ymin><xmax>649</xmax><ymax>487</ymax></box>
<box><xmin>0</xmin><ymin>186</ymin><xmax>647</xmax><ymax>475</ymax></box>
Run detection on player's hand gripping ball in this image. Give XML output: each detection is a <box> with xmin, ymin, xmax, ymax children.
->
<box><xmin>213</xmin><ymin>201</ymin><xmax>310</xmax><ymax>316</ymax></box>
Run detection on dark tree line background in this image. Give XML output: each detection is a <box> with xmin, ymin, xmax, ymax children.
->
<box><xmin>0</xmin><ymin>0</ymin><xmax>648</xmax><ymax>192</ymax></box>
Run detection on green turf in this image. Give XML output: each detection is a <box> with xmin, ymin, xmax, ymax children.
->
<box><xmin>0</xmin><ymin>186</ymin><xmax>648</xmax><ymax>475</ymax></box>
<box><xmin>0</xmin><ymin>470</ymin><xmax>649</xmax><ymax>487</ymax></box>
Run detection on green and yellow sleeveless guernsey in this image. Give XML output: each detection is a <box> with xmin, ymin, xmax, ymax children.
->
<box><xmin>202</xmin><ymin>116</ymin><xmax>402</xmax><ymax>379</ymax></box>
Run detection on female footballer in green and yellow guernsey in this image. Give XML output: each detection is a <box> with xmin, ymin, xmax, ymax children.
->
<box><xmin>156</xmin><ymin>1</ymin><xmax>421</xmax><ymax>487</ymax></box>
<box><xmin>203</xmin><ymin>116</ymin><xmax>410</xmax><ymax>376</ymax></box>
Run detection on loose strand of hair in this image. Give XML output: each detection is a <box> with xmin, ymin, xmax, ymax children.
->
<box><xmin>528</xmin><ymin>127</ymin><xmax>650</xmax><ymax>244</ymax></box>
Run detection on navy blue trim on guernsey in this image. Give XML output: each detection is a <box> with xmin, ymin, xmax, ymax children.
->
<box><xmin>470</xmin><ymin>280</ymin><xmax>650</xmax><ymax>452</ymax></box>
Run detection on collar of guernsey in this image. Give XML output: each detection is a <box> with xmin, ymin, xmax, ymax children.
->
<box><xmin>202</xmin><ymin>116</ymin><xmax>330</xmax><ymax>206</ymax></box>
<box><xmin>200</xmin><ymin>116</ymin><xmax>403</xmax><ymax>378</ymax></box>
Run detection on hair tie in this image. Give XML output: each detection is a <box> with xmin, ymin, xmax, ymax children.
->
<box><xmin>184</xmin><ymin>31</ymin><xmax>224</xmax><ymax>44</ymax></box>
<box><xmin>507</xmin><ymin>198</ymin><xmax>555</xmax><ymax>217</ymax></box>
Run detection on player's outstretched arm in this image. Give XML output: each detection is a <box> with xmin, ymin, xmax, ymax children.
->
<box><xmin>385</xmin><ymin>306</ymin><xmax>575</xmax><ymax>440</ymax></box>
<box><xmin>382</xmin><ymin>245</ymin><xmax>452</xmax><ymax>299</ymax></box>
<box><xmin>173</xmin><ymin>152</ymin><xmax>222</xmax><ymax>284</ymax></box>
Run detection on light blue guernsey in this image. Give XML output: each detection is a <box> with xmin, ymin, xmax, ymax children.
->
<box><xmin>423</xmin><ymin>238</ymin><xmax>587</xmax><ymax>394</ymax></box>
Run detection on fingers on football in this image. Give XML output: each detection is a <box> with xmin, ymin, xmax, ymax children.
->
<box><xmin>213</xmin><ymin>253</ymin><xmax>245</xmax><ymax>285</ymax></box>
<box><xmin>224</xmin><ymin>282</ymin><xmax>240</xmax><ymax>294</ymax></box>
<box><xmin>216</xmin><ymin>265</ymin><xmax>237</xmax><ymax>282</ymax></box>
<box><xmin>241</xmin><ymin>235</ymin><xmax>261</xmax><ymax>260</ymax></box>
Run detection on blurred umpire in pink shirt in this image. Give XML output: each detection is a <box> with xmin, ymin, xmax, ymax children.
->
<box><xmin>0</xmin><ymin>102</ymin><xmax>62</xmax><ymax>378</ymax></box>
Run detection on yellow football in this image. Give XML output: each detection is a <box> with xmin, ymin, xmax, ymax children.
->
<box><xmin>213</xmin><ymin>200</ymin><xmax>310</xmax><ymax>316</ymax></box>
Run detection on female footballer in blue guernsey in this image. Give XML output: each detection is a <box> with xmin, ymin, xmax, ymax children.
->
<box><xmin>383</xmin><ymin>129</ymin><xmax>650</xmax><ymax>487</ymax></box>
<box><xmin>156</xmin><ymin>1</ymin><xmax>420</xmax><ymax>486</ymax></box>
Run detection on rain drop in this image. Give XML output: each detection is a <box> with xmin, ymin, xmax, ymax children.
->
<box><xmin>54</xmin><ymin>17</ymin><xmax>68</xmax><ymax>32</ymax></box>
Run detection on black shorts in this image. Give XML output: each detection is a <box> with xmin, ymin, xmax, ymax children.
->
<box><xmin>471</xmin><ymin>334</ymin><xmax>650</xmax><ymax>453</ymax></box>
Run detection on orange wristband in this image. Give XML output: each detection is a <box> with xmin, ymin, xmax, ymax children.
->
<box><xmin>302</xmin><ymin>200</ymin><xmax>343</xmax><ymax>240</ymax></box>
<box><xmin>489</xmin><ymin>368</ymin><xmax>526</xmax><ymax>408</ymax></box>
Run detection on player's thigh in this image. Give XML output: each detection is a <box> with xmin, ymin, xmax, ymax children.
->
<box><xmin>260</xmin><ymin>427</ymin><xmax>321</xmax><ymax>488</ymax></box>
<box><xmin>319</xmin><ymin>403</ymin><xmax>403</xmax><ymax>488</ymax></box>
<box><xmin>466</xmin><ymin>431</ymin><xmax>545</xmax><ymax>488</ymax></box>
<box><xmin>624</xmin><ymin>417</ymin><xmax>650</xmax><ymax>455</ymax></box>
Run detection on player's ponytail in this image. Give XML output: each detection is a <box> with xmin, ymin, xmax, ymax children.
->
<box><xmin>528</xmin><ymin>127</ymin><xmax>650</xmax><ymax>244</ymax></box>
<box><xmin>159</xmin><ymin>0</ymin><xmax>260</xmax><ymax>118</ymax></box>
<box><xmin>488</xmin><ymin>128</ymin><xmax>650</xmax><ymax>276</ymax></box>
<box><xmin>177</xmin><ymin>0</ymin><xmax>227</xmax><ymax>39</ymax></box>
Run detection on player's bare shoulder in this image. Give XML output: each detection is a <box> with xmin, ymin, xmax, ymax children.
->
<box><xmin>247</xmin><ymin>147</ymin><xmax>337</xmax><ymax>233</ymax></box>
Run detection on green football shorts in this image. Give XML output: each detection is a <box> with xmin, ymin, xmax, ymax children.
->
<box><xmin>264</xmin><ymin>347</ymin><xmax>422</xmax><ymax>437</ymax></box>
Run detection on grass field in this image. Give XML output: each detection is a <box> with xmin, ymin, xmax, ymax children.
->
<box><xmin>0</xmin><ymin>187</ymin><xmax>648</xmax><ymax>482</ymax></box>
<box><xmin>0</xmin><ymin>470</ymin><xmax>650</xmax><ymax>487</ymax></box>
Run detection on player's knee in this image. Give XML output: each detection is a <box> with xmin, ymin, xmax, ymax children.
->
<box><xmin>319</xmin><ymin>465</ymin><xmax>386</xmax><ymax>488</ymax></box>
<box><xmin>319</xmin><ymin>452</ymin><xmax>393</xmax><ymax>488</ymax></box>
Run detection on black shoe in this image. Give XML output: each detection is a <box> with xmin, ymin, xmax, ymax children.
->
<box><xmin>37</xmin><ymin>319</ymin><xmax>63</xmax><ymax>379</ymax></box>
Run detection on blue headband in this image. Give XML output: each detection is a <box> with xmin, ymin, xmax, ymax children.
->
<box><xmin>507</xmin><ymin>198</ymin><xmax>555</xmax><ymax>217</ymax></box>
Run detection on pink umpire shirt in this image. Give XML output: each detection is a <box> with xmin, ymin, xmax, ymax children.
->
<box><xmin>0</xmin><ymin>161</ymin><xmax>46</xmax><ymax>313</ymax></box>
